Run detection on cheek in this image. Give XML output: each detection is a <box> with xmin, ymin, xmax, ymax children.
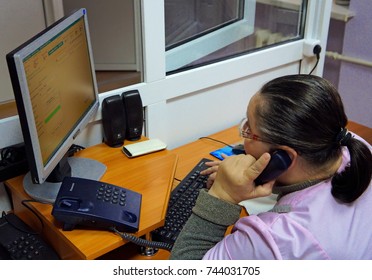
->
<box><xmin>244</xmin><ymin>139</ymin><xmax>270</xmax><ymax>159</ymax></box>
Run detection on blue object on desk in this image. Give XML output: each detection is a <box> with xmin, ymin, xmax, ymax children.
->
<box><xmin>210</xmin><ymin>146</ymin><xmax>234</xmax><ymax>160</ymax></box>
<box><xmin>210</xmin><ymin>146</ymin><xmax>233</xmax><ymax>160</ymax></box>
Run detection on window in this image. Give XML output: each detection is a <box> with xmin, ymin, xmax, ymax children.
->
<box><xmin>165</xmin><ymin>0</ymin><xmax>307</xmax><ymax>74</ymax></box>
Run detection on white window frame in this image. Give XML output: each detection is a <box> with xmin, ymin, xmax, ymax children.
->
<box><xmin>165</xmin><ymin>0</ymin><xmax>256</xmax><ymax>72</ymax></box>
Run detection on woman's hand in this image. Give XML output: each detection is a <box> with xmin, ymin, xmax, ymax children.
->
<box><xmin>208</xmin><ymin>153</ymin><xmax>274</xmax><ymax>204</ymax></box>
<box><xmin>200</xmin><ymin>154</ymin><xmax>229</xmax><ymax>188</ymax></box>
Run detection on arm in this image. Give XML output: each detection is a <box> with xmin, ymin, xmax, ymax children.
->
<box><xmin>169</xmin><ymin>189</ymin><xmax>241</xmax><ymax>260</ymax></box>
<box><xmin>170</xmin><ymin>154</ymin><xmax>274</xmax><ymax>259</ymax></box>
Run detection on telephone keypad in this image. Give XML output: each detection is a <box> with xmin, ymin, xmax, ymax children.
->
<box><xmin>96</xmin><ymin>183</ymin><xmax>127</xmax><ymax>206</ymax></box>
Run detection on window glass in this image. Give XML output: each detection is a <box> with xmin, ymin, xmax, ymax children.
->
<box><xmin>165</xmin><ymin>0</ymin><xmax>243</xmax><ymax>49</ymax></box>
<box><xmin>165</xmin><ymin>0</ymin><xmax>307</xmax><ymax>74</ymax></box>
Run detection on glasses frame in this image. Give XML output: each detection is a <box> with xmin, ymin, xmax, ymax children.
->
<box><xmin>239</xmin><ymin>118</ymin><xmax>266</xmax><ymax>142</ymax></box>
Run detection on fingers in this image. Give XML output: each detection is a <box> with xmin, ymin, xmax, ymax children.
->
<box><xmin>206</xmin><ymin>173</ymin><xmax>216</xmax><ymax>189</ymax></box>
<box><xmin>204</xmin><ymin>161</ymin><xmax>220</xmax><ymax>167</ymax></box>
<box><xmin>201</xmin><ymin>153</ymin><xmax>231</xmax><ymax>175</ymax></box>
<box><xmin>247</xmin><ymin>153</ymin><xmax>275</xmax><ymax>196</ymax></box>
<box><xmin>207</xmin><ymin>153</ymin><xmax>275</xmax><ymax>203</ymax></box>
<box><xmin>256</xmin><ymin>180</ymin><xmax>276</xmax><ymax>197</ymax></box>
<box><xmin>221</xmin><ymin>153</ymin><xmax>229</xmax><ymax>159</ymax></box>
<box><xmin>221</xmin><ymin>153</ymin><xmax>273</xmax><ymax>199</ymax></box>
<box><xmin>200</xmin><ymin>165</ymin><xmax>218</xmax><ymax>175</ymax></box>
<box><xmin>201</xmin><ymin>158</ymin><xmax>224</xmax><ymax>175</ymax></box>
<box><xmin>201</xmin><ymin>152</ymin><xmax>273</xmax><ymax>200</ymax></box>
<box><xmin>201</xmin><ymin>153</ymin><xmax>231</xmax><ymax>187</ymax></box>
<box><xmin>244</xmin><ymin>152</ymin><xmax>271</xmax><ymax>181</ymax></box>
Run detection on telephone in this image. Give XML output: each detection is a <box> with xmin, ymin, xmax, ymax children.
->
<box><xmin>51</xmin><ymin>177</ymin><xmax>142</xmax><ymax>232</ymax></box>
<box><xmin>254</xmin><ymin>150</ymin><xmax>292</xmax><ymax>185</ymax></box>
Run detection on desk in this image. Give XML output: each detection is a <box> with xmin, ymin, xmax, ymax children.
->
<box><xmin>5</xmin><ymin>121</ymin><xmax>371</xmax><ymax>260</ymax></box>
<box><xmin>5</xmin><ymin>139</ymin><xmax>178</xmax><ymax>259</ymax></box>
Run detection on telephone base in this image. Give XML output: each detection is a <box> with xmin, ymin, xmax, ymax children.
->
<box><xmin>52</xmin><ymin>177</ymin><xmax>142</xmax><ymax>233</ymax></box>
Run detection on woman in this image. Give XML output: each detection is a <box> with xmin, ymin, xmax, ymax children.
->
<box><xmin>170</xmin><ymin>74</ymin><xmax>372</xmax><ymax>260</ymax></box>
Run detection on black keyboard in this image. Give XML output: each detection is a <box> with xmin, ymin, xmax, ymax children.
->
<box><xmin>0</xmin><ymin>213</ymin><xmax>60</xmax><ymax>260</ymax></box>
<box><xmin>151</xmin><ymin>158</ymin><xmax>211</xmax><ymax>245</ymax></box>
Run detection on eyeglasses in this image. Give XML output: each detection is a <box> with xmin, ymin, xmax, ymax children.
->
<box><xmin>239</xmin><ymin>118</ymin><xmax>265</xmax><ymax>142</ymax></box>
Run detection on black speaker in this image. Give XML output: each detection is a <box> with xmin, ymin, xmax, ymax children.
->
<box><xmin>102</xmin><ymin>95</ymin><xmax>126</xmax><ymax>147</ymax></box>
<box><xmin>122</xmin><ymin>90</ymin><xmax>143</xmax><ymax>141</ymax></box>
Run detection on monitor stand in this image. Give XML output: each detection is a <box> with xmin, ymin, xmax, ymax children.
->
<box><xmin>23</xmin><ymin>157</ymin><xmax>106</xmax><ymax>204</ymax></box>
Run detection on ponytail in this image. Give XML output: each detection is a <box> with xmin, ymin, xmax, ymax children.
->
<box><xmin>331</xmin><ymin>137</ymin><xmax>372</xmax><ymax>203</ymax></box>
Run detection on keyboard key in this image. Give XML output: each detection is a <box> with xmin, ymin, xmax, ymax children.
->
<box><xmin>151</xmin><ymin>158</ymin><xmax>211</xmax><ymax>245</ymax></box>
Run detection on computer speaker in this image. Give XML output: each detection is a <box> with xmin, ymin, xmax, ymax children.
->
<box><xmin>122</xmin><ymin>90</ymin><xmax>143</xmax><ymax>141</ymax></box>
<box><xmin>102</xmin><ymin>95</ymin><xmax>126</xmax><ymax>147</ymax></box>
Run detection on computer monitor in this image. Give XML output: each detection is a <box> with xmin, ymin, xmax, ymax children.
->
<box><xmin>6</xmin><ymin>9</ymin><xmax>106</xmax><ymax>203</ymax></box>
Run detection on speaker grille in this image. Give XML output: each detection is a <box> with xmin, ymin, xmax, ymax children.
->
<box><xmin>102</xmin><ymin>95</ymin><xmax>126</xmax><ymax>147</ymax></box>
<box><xmin>122</xmin><ymin>90</ymin><xmax>143</xmax><ymax>141</ymax></box>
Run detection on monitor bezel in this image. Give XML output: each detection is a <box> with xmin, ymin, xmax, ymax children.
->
<box><xmin>6</xmin><ymin>8</ymin><xmax>99</xmax><ymax>185</ymax></box>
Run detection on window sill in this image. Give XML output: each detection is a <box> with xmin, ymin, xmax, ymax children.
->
<box><xmin>257</xmin><ymin>0</ymin><xmax>354</xmax><ymax>22</ymax></box>
<box><xmin>0</xmin><ymin>101</ymin><xmax>17</xmax><ymax>119</ymax></box>
<box><xmin>331</xmin><ymin>2</ymin><xmax>354</xmax><ymax>22</ymax></box>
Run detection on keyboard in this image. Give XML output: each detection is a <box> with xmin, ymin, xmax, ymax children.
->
<box><xmin>0</xmin><ymin>213</ymin><xmax>60</xmax><ymax>260</ymax></box>
<box><xmin>151</xmin><ymin>158</ymin><xmax>211</xmax><ymax>245</ymax></box>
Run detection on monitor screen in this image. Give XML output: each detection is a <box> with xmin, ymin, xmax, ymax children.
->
<box><xmin>7</xmin><ymin>9</ymin><xmax>106</xmax><ymax>203</ymax></box>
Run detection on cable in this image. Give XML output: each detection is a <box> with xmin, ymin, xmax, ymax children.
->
<box><xmin>198</xmin><ymin>137</ymin><xmax>233</xmax><ymax>147</ymax></box>
<box><xmin>309</xmin><ymin>56</ymin><xmax>319</xmax><ymax>75</ymax></box>
<box><xmin>66</xmin><ymin>144</ymin><xmax>85</xmax><ymax>157</ymax></box>
<box><xmin>110</xmin><ymin>227</ymin><xmax>173</xmax><ymax>251</ymax></box>
<box><xmin>309</xmin><ymin>44</ymin><xmax>322</xmax><ymax>75</ymax></box>
<box><xmin>0</xmin><ymin>143</ymin><xmax>26</xmax><ymax>167</ymax></box>
<box><xmin>2</xmin><ymin>208</ymin><xmax>42</xmax><ymax>236</ymax></box>
<box><xmin>20</xmin><ymin>199</ymin><xmax>54</xmax><ymax>235</ymax></box>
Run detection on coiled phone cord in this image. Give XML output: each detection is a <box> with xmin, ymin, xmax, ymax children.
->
<box><xmin>110</xmin><ymin>227</ymin><xmax>173</xmax><ymax>252</ymax></box>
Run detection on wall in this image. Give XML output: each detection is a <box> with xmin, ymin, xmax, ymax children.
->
<box><xmin>324</xmin><ymin>1</ymin><xmax>372</xmax><ymax>128</ymax></box>
<box><xmin>323</xmin><ymin>19</ymin><xmax>345</xmax><ymax>87</ymax></box>
<box><xmin>338</xmin><ymin>0</ymin><xmax>372</xmax><ymax>128</ymax></box>
<box><xmin>62</xmin><ymin>0</ymin><xmax>140</xmax><ymax>71</ymax></box>
<box><xmin>0</xmin><ymin>0</ymin><xmax>46</xmax><ymax>103</ymax></box>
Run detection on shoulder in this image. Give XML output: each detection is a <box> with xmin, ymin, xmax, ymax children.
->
<box><xmin>227</xmin><ymin>180</ymin><xmax>334</xmax><ymax>259</ymax></box>
<box><xmin>227</xmin><ymin>211</ymin><xmax>330</xmax><ymax>259</ymax></box>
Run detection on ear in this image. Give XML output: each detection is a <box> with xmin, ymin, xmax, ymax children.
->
<box><xmin>276</xmin><ymin>146</ymin><xmax>298</xmax><ymax>170</ymax></box>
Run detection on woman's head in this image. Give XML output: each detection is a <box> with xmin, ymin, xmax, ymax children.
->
<box><xmin>252</xmin><ymin>74</ymin><xmax>347</xmax><ymax>165</ymax></box>
<box><xmin>247</xmin><ymin>74</ymin><xmax>371</xmax><ymax>203</ymax></box>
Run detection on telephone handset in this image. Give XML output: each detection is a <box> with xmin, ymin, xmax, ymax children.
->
<box><xmin>254</xmin><ymin>150</ymin><xmax>292</xmax><ymax>185</ymax></box>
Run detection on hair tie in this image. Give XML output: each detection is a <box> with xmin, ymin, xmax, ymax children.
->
<box><xmin>336</xmin><ymin>128</ymin><xmax>352</xmax><ymax>146</ymax></box>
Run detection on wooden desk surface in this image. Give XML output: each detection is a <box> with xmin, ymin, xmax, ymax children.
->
<box><xmin>172</xmin><ymin>126</ymin><xmax>242</xmax><ymax>181</ymax></box>
<box><xmin>5</xmin><ymin>141</ymin><xmax>178</xmax><ymax>260</ymax></box>
<box><xmin>347</xmin><ymin>121</ymin><xmax>372</xmax><ymax>145</ymax></box>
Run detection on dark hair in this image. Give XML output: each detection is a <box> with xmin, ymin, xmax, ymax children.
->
<box><xmin>255</xmin><ymin>74</ymin><xmax>371</xmax><ymax>203</ymax></box>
